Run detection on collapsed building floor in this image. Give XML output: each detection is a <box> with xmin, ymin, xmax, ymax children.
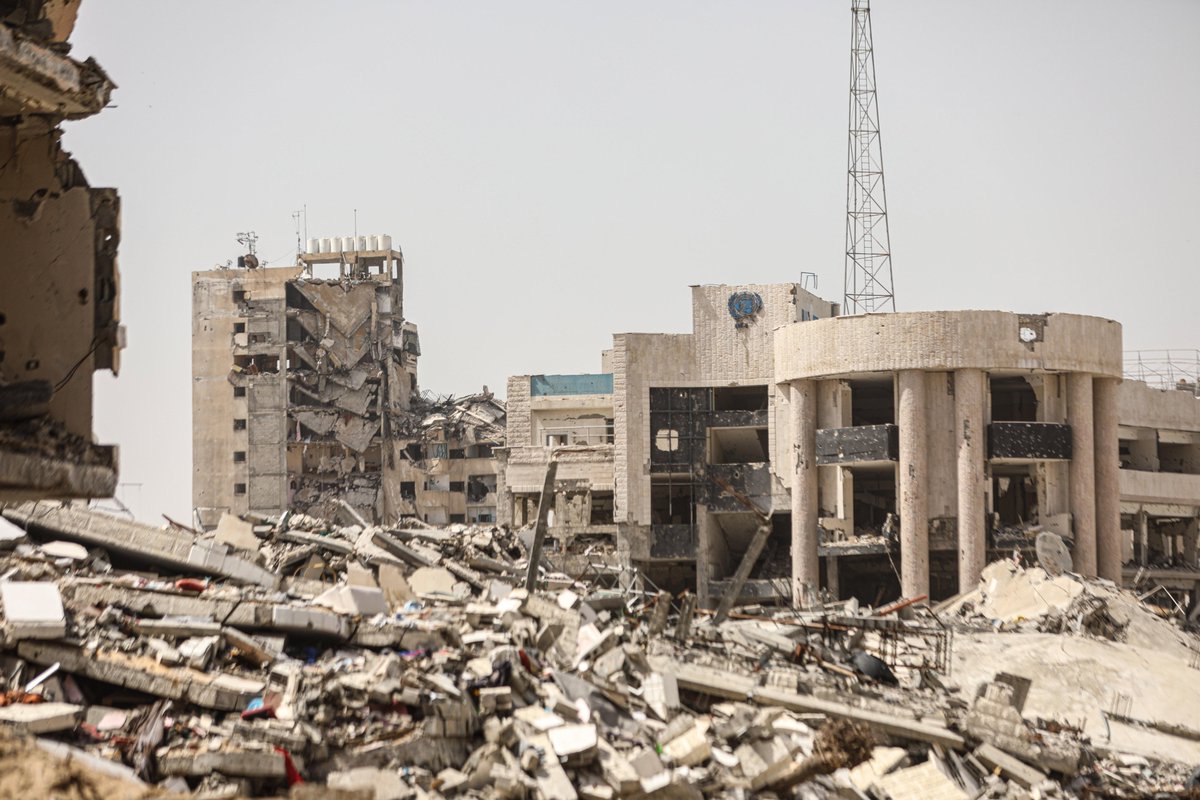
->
<box><xmin>0</xmin><ymin>500</ymin><xmax>1195</xmax><ymax>799</ymax></box>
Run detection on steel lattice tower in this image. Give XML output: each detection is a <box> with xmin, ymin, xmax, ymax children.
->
<box><xmin>843</xmin><ymin>0</ymin><xmax>895</xmax><ymax>314</ymax></box>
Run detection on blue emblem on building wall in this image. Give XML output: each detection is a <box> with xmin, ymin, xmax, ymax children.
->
<box><xmin>728</xmin><ymin>292</ymin><xmax>763</xmax><ymax>328</ymax></box>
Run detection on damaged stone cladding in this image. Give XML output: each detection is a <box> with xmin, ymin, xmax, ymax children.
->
<box><xmin>0</xmin><ymin>0</ymin><xmax>122</xmax><ymax>503</ymax></box>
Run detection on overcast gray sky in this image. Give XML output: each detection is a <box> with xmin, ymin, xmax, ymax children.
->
<box><xmin>62</xmin><ymin>1</ymin><xmax>1200</xmax><ymax>523</ymax></box>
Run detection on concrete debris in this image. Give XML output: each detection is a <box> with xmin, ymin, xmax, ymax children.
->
<box><xmin>0</xmin><ymin>504</ymin><xmax>1189</xmax><ymax>798</ymax></box>
<box><xmin>1</xmin><ymin>579</ymin><xmax>66</xmax><ymax>639</ymax></box>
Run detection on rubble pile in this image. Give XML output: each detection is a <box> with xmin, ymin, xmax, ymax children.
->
<box><xmin>404</xmin><ymin>392</ymin><xmax>507</xmax><ymax>449</ymax></box>
<box><xmin>0</xmin><ymin>503</ymin><xmax>1194</xmax><ymax>799</ymax></box>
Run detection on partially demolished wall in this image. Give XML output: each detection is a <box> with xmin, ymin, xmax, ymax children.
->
<box><xmin>0</xmin><ymin>1</ymin><xmax>121</xmax><ymax>502</ymax></box>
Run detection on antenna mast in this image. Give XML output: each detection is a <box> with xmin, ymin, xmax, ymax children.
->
<box><xmin>843</xmin><ymin>0</ymin><xmax>895</xmax><ymax>314</ymax></box>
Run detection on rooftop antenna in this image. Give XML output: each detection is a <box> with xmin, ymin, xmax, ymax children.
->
<box><xmin>236</xmin><ymin>231</ymin><xmax>259</xmax><ymax>269</ymax></box>
<box><xmin>843</xmin><ymin>0</ymin><xmax>896</xmax><ymax>314</ymax></box>
<box><xmin>353</xmin><ymin>208</ymin><xmax>358</xmax><ymax>240</ymax></box>
<box><xmin>292</xmin><ymin>210</ymin><xmax>303</xmax><ymax>254</ymax></box>
<box><xmin>236</xmin><ymin>231</ymin><xmax>258</xmax><ymax>256</ymax></box>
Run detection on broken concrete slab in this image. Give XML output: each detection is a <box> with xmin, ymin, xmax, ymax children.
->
<box><xmin>0</xmin><ymin>701</ymin><xmax>82</xmax><ymax>733</ymax></box>
<box><xmin>974</xmin><ymin>743</ymin><xmax>1049</xmax><ymax>789</ymax></box>
<box><xmin>158</xmin><ymin>746</ymin><xmax>302</xmax><ymax>778</ymax></box>
<box><xmin>214</xmin><ymin>512</ymin><xmax>260</xmax><ymax>552</ymax></box>
<box><xmin>669</xmin><ymin>660</ymin><xmax>966</xmax><ymax>749</ymax></box>
<box><xmin>409</xmin><ymin>566</ymin><xmax>459</xmax><ymax>597</ymax></box>
<box><xmin>17</xmin><ymin>641</ymin><xmax>264</xmax><ymax>712</ymax></box>
<box><xmin>847</xmin><ymin>745</ymin><xmax>909</xmax><ymax>791</ymax></box>
<box><xmin>378</xmin><ymin>562</ymin><xmax>415</xmax><ymax>610</ymax></box>
<box><xmin>315</xmin><ymin>584</ymin><xmax>388</xmax><ymax>617</ymax></box>
<box><xmin>1</xmin><ymin>580</ymin><xmax>66</xmax><ymax>639</ymax></box>
<box><xmin>39</xmin><ymin>540</ymin><xmax>88</xmax><ymax>561</ymax></box>
<box><xmin>3</xmin><ymin>503</ymin><xmax>277</xmax><ymax>588</ymax></box>
<box><xmin>976</xmin><ymin>560</ymin><xmax>1083</xmax><ymax>624</ymax></box>
<box><xmin>873</xmin><ymin>759</ymin><xmax>968</xmax><ymax>800</ymax></box>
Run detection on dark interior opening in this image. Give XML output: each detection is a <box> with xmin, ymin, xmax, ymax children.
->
<box><xmin>852</xmin><ymin>469</ymin><xmax>896</xmax><ymax>533</ymax></box>
<box><xmin>713</xmin><ymin>385</ymin><xmax>768</xmax><ymax>411</ymax></box>
<box><xmin>992</xmin><ymin>466</ymin><xmax>1037</xmax><ymax>525</ymax></box>
<box><xmin>991</xmin><ymin>376</ymin><xmax>1038</xmax><ymax>422</ymax></box>
<box><xmin>590</xmin><ymin>490</ymin><xmax>614</xmax><ymax>524</ymax></box>
<box><xmin>709</xmin><ymin>427</ymin><xmax>770</xmax><ymax>464</ymax></box>
<box><xmin>651</xmin><ymin>480</ymin><xmax>696</xmax><ymax>525</ymax></box>
<box><xmin>850</xmin><ymin>381</ymin><xmax>894</xmax><ymax>426</ymax></box>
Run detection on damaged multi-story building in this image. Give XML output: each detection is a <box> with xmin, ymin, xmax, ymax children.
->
<box><xmin>501</xmin><ymin>283</ymin><xmax>836</xmax><ymax>591</ymax></box>
<box><xmin>192</xmin><ymin>237</ymin><xmax>503</xmax><ymax>530</ymax></box>
<box><xmin>0</xmin><ymin>2</ymin><xmax>121</xmax><ymax>503</ymax></box>
<box><xmin>501</xmin><ymin>284</ymin><xmax>1200</xmax><ymax>614</ymax></box>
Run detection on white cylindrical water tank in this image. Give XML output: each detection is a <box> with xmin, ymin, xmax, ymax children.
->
<box><xmin>339</xmin><ymin>236</ymin><xmax>352</xmax><ymax>252</ymax></box>
<box><xmin>359</xmin><ymin>235</ymin><xmax>370</xmax><ymax>251</ymax></box>
<box><xmin>379</xmin><ymin>234</ymin><xmax>392</xmax><ymax>252</ymax></box>
<box><xmin>320</xmin><ymin>237</ymin><xmax>334</xmax><ymax>254</ymax></box>
<box><xmin>305</xmin><ymin>238</ymin><xmax>318</xmax><ymax>254</ymax></box>
<box><xmin>369</xmin><ymin>234</ymin><xmax>382</xmax><ymax>250</ymax></box>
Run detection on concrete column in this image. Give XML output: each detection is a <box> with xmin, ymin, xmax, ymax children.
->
<box><xmin>817</xmin><ymin>380</ymin><xmax>842</xmax><ymax>521</ymax></box>
<box><xmin>1035</xmin><ymin>374</ymin><xmax>1070</xmax><ymax>524</ymax></box>
<box><xmin>1183</xmin><ymin>516</ymin><xmax>1198</xmax><ymax>569</ymax></box>
<box><xmin>897</xmin><ymin>370</ymin><xmax>929</xmax><ymax>598</ymax></box>
<box><xmin>1093</xmin><ymin>377</ymin><xmax>1122</xmax><ymax>582</ymax></box>
<box><xmin>1068</xmin><ymin>374</ymin><xmax>1097</xmax><ymax>576</ymax></box>
<box><xmin>1135</xmin><ymin>510</ymin><xmax>1149</xmax><ymax>566</ymax></box>
<box><xmin>955</xmin><ymin>368</ymin><xmax>987</xmax><ymax>592</ymax></box>
<box><xmin>817</xmin><ymin>380</ymin><xmax>854</xmax><ymax>537</ymax></box>
<box><xmin>790</xmin><ymin>379</ymin><xmax>819</xmax><ymax>605</ymax></box>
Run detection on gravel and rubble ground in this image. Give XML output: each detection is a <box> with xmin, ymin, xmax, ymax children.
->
<box><xmin>0</xmin><ymin>502</ymin><xmax>1195</xmax><ymax>799</ymax></box>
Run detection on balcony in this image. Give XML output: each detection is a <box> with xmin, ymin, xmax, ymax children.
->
<box><xmin>987</xmin><ymin>422</ymin><xmax>1072</xmax><ymax>462</ymax></box>
<box><xmin>815</xmin><ymin>424</ymin><xmax>899</xmax><ymax>466</ymax></box>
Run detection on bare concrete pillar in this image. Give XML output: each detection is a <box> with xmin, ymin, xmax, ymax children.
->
<box><xmin>1184</xmin><ymin>516</ymin><xmax>1198</xmax><ymax>569</ymax></box>
<box><xmin>817</xmin><ymin>380</ymin><xmax>842</xmax><ymax>520</ymax></box>
<box><xmin>1093</xmin><ymin>377</ymin><xmax>1122</xmax><ymax>582</ymax></box>
<box><xmin>955</xmin><ymin>368</ymin><xmax>987</xmax><ymax>592</ymax></box>
<box><xmin>1135</xmin><ymin>510</ymin><xmax>1149</xmax><ymax>566</ymax></box>
<box><xmin>790</xmin><ymin>379</ymin><xmax>819</xmax><ymax>605</ymax></box>
<box><xmin>1068</xmin><ymin>374</ymin><xmax>1097</xmax><ymax>576</ymax></box>
<box><xmin>897</xmin><ymin>370</ymin><xmax>929</xmax><ymax>598</ymax></box>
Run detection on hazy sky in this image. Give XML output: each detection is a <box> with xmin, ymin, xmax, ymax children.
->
<box><xmin>62</xmin><ymin>1</ymin><xmax>1200</xmax><ymax>523</ymax></box>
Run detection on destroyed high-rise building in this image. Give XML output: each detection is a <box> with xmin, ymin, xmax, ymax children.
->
<box><xmin>192</xmin><ymin>237</ymin><xmax>503</xmax><ymax>529</ymax></box>
<box><xmin>0</xmin><ymin>1</ymin><xmax>122</xmax><ymax>502</ymax></box>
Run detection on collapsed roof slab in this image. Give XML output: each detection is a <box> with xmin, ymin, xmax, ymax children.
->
<box><xmin>2</xmin><ymin>503</ymin><xmax>278</xmax><ymax>588</ymax></box>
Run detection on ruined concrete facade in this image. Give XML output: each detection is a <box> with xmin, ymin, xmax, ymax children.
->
<box><xmin>775</xmin><ymin>311</ymin><xmax>1126</xmax><ymax>603</ymax></box>
<box><xmin>503</xmin><ymin>285</ymin><xmax>1200</xmax><ymax>609</ymax></box>
<box><xmin>499</xmin><ymin>372</ymin><xmax>618</xmax><ymax>561</ymax></box>
<box><xmin>1116</xmin><ymin>380</ymin><xmax>1200</xmax><ymax>591</ymax></box>
<box><xmin>0</xmin><ymin>2</ymin><xmax>122</xmax><ymax>502</ymax></box>
<box><xmin>501</xmin><ymin>284</ymin><xmax>836</xmax><ymax>592</ymax></box>
<box><xmin>192</xmin><ymin>243</ymin><xmax>503</xmax><ymax>529</ymax></box>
